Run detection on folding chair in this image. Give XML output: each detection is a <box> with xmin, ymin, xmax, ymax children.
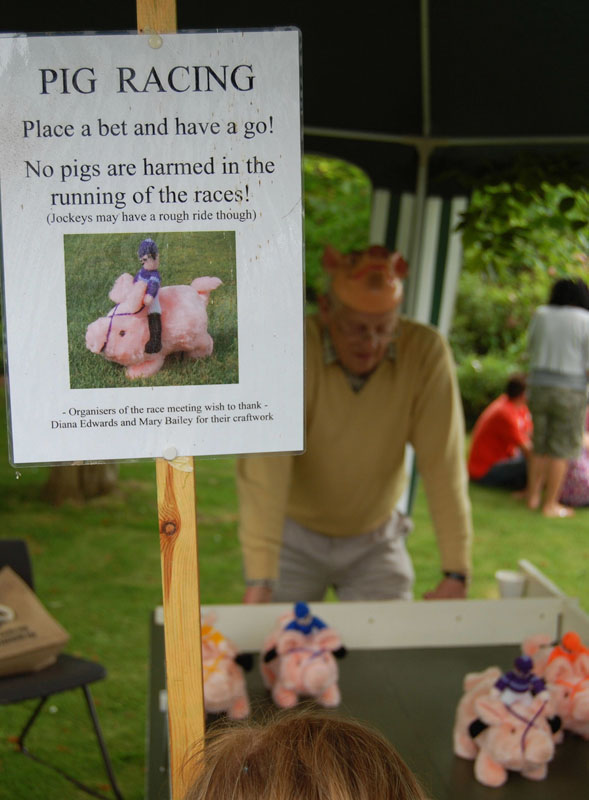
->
<box><xmin>0</xmin><ymin>539</ymin><xmax>124</xmax><ymax>799</ymax></box>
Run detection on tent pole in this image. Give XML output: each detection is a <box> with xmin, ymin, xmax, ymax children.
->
<box><xmin>406</xmin><ymin>140</ymin><xmax>433</xmax><ymax>316</ymax></box>
<box><xmin>406</xmin><ymin>0</ymin><xmax>433</xmax><ymax>315</ymax></box>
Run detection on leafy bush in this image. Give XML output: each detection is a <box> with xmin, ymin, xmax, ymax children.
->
<box><xmin>450</xmin><ymin>179</ymin><xmax>589</xmax><ymax>426</ymax></box>
<box><xmin>304</xmin><ymin>155</ymin><xmax>371</xmax><ymax>299</ymax></box>
<box><xmin>455</xmin><ymin>353</ymin><xmax>522</xmax><ymax>429</ymax></box>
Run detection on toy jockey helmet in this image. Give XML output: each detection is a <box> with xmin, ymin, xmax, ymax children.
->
<box><xmin>294</xmin><ymin>602</ymin><xmax>311</xmax><ymax>624</ymax></box>
<box><xmin>138</xmin><ymin>238</ymin><xmax>159</xmax><ymax>258</ymax></box>
<box><xmin>322</xmin><ymin>244</ymin><xmax>408</xmax><ymax>314</ymax></box>
<box><xmin>514</xmin><ymin>655</ymin><xmax>533</xmax><ymax>676</ymax></box>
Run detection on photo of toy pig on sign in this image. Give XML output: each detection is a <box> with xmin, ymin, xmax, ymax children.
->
<box><xmin>0</xmin><ymin>30</ymin><xmax>303</xmax><ymax>465</ymax></box>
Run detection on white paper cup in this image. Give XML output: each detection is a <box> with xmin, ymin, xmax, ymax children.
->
<box><xmin>495</xmin><ymin>569</ymin><xmax>526</xmax><ymax>598</ymax></box>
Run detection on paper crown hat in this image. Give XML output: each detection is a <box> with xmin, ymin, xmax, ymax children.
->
<box><xmin>321</xmin><ymin>245</ymin><xmax>408</xmax><ymax>313</ymax></box>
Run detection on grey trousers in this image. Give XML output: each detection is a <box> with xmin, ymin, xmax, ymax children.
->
<box><xmin>272</xmin><ymin>513</ymin><xmax>415</xmax><ymax>602</ymax></box>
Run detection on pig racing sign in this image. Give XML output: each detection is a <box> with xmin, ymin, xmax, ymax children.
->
<box><xmin>0</xmin><ymin>30</ymin><xmax>303</xmax><ymax>465</ymax></box>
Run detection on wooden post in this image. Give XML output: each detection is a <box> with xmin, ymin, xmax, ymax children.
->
<box><xmin>156</xmin><ymin>457</ymin><xmax>204</xmax><ymax>798</ymax></box>
<box><xmin>136</xmin><ymin>0</ymin><xmax>177</xmax><ymax>33</ymax></box>
<box><xmin>135</xmin><ymin>2</ymin><xmax>205</xmax><ymax>797</ymax></box>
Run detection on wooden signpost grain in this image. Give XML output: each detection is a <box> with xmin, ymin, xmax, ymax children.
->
<box><xmin>135</xmin><ymin>2</ymin><xmax>205</xmax><ymax>797</ymax></box>
<box><xmin>155</xmin><ymin>457</ymin><xmax>204</xmax><ymax>798</ymax></box>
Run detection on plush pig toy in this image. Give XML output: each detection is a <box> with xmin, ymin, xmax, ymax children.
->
<box><xmin>523</xmin><ymin>631</ymin><xmax>589</xmax><ymax>740</ymax></box>
<box><xmin>85</xmin><ymin>272</ymin><xmax>222</xmax><ymax>379</ymax></box>
<box><xmin>261</xmin><ymin>603</ymin><xmax>346</xmax><ymax>709</ymax></box>
<box><xmin>469</xmin><ymin>693</ymin><xmax>556</xmax><ymax>787</ymax></box>
<box><xmin>201</xmin><ymin>616</ymin><xmax>251</xmax><ymax>720</ymax></box>
<box><xmin>453</xmin><ymin>666</ymin><xmax>503</xmax><ymax>760</ymax></box>
<box><xmin>453</xmin><ymin>663</ymin><xmax>559</xmax><ymax>787</ymax></box>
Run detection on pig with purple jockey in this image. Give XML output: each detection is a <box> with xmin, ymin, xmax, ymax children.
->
<box><xmin>85</xmin><ymin>272</ymin><xmax>222</xmax><ymax>379</ymax></box>
<box><xmin>470</xmin><ymin>693</ymin><xmax>556</xmax><ymax>787</ymax></box>
<box><xmin>453</xmin><ymin>665</ymin><xmax>558</xmax><ymax>787</ymax></box>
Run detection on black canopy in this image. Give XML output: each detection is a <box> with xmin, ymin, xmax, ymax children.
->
<box><xmin>5</xmin><ymin>0</ymin><xmax>589</xmax><ymax>194</ymax></box>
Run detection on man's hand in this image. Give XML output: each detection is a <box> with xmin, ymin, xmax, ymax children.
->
<box><xmin>243</xmin><ymin>584</ymin><xmax>273</xmax><ymax>604</ymax></box>
<box><xmin>423</xmin><ymin>576</ymin><xmax>467</xmax><ymax>600</ymax></box>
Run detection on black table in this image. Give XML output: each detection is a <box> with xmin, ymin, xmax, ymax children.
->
<box><xmin>147</xmin><ymin>611</ymin><xmax>589</xmax><ymax>799</ymax></box>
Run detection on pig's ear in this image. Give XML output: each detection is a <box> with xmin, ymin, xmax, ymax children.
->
<box><xmin>522</xmin><ymin>634</ymin><xmax>553</xmax><ymax>658</ymax></box>
<box><xmin>321</xmin><ymin>245</ymin><xmax>343</xmax><ymax>273</ymax></box>
<box><xmin>109</xmin><ymin>273</ymin><xmax>135</xmax><ymax>303</ymax></box>
<box><xmin>475</xmin><ymin>695</ymin><xmax>508</xmax><ymax>725</ymax></box>
<box><xmin>118</xmin><ymin>280</ymin><xmax>148</xmax><ymax>314</ymax></box>
<box><xmin>463</xmin><ymin>667</ymin><xmax>502</xmax><ymax>692</ymax></box>
<box><xmin>235</xmin><ymin>653</ymin><xmax>254</xmax><ymax>672</ymax></box>
<box><xmin>315</xmin><ymin>628</ymin><xmax>342</xmax><ymax>653</ymax></box>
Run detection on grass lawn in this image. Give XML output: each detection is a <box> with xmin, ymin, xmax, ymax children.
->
<box><xmin>0</xmin><ymin>397</ymin><xmax>588</xmax><ymax>798</ymax></box>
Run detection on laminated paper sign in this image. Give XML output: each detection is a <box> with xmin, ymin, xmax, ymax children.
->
<box><xmin>0</xmin><ymin>30</ymin><xmax>304</xmax><ymax>465</ymax></box>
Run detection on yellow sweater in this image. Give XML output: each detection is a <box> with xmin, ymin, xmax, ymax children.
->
<box><xmin>237</xmin><ymin>315</ymin><xmax>472</xmax><ymax>581</ymax></box>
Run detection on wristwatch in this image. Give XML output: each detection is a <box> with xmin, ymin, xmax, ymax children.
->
<box><xmin>443</xmin><ymin>571</ymin><xmax>467</xmax><ymax>583</ymax></box>
<box><xmin>245</xmin><ymin>579</ymin><xmax>275</xmax><ymax>589</ymax></box>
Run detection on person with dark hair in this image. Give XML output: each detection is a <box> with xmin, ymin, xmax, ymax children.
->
<box><xmin>184</xmin><ymin>711</ymin><xmax>427</xmax><ymax>800</ymax></box>
<box><xmin>549</xmin><ymin>277</ymin><xmax>589</xmax><ymax>309</ymax></box>
<box><xmin>135</xmin><ymin>237</ymin><xmax>162</xmax><ymax>354</ymax></box>
<box><xmin>526</xmin><ymin>277</ymin><xmax>589</xmax><ymax>517</ymax></box>
<box><xmin>468</xmin><ymin>373</ymin><xmax>532</xmax><ymax>490</ymax></box>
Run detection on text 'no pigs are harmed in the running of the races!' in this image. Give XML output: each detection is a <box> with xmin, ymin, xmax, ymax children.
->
<box><xmin>21</xmin><ymin>115</ymin><xmax>278</xmax><ymax>224</ymax></box>
<box><xmin>51</xmin><ymin>401</ymin><xmax>275</xmax><ymax>431</ymax></box>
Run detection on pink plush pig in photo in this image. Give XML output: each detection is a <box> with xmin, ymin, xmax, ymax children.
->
<box><xmin>261</xmin><ymin>604</ymin><xmax>346</xmax><ymax>709</ymax></box>
<box><xmin>85</xmin><ymin>272</ymin><xmax>222</xmax><ymax>379</ymax></box>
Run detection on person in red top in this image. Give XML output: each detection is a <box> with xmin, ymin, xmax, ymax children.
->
<box><xmin>468</xmin><ymin>374</ymin><xmax>532</xmax><ymax>490</ymax></box>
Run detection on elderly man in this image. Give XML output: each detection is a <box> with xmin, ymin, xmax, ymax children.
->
<box><xmin>238</xmin><ymin>245</ymin><xmax>472</xmax><ymax>603</ymax></box>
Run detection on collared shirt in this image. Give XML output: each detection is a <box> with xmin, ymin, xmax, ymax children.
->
<box><xmin>321</xmin><ymin>328</ymin><xmax>397</xmax><ymax>392</ymax></box>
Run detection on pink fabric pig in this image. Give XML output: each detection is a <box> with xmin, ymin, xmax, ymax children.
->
<box><xmin>453</xmin><ymin>666</ymin><xmax>502</xmax><ymax>760</ymax></box>
<box><xmin>453</xmin><ymin>667</ymin><xmax>556</xmax><ymax>787</ymax></box>
<box><xmin>471</xmin><ymin>693</ymin><xmax>555</xmax><ymax>787</ymax></box>
<box><xmin>201</xmin><ymin>618</ymin><xmax>250</xmax><ymax>720</ymax></box>
<box><xmin>523</xmin><ymin>632</ymin><xmax>589</xmax><ymax>740</ymax></box>
<box><xmin>261</xmin><ymin>612</ymin><xmax>344</xmax><ymax>709</ymax></box>
<box><xmin>85</xmin><ymin>272</ymin><xmax>222</xmax><ymax>379</ymax></box>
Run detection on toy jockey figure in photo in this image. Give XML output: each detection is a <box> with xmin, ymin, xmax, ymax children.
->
<box><xmin>135</xmin><ymin>238</ymin><xmax>162</xmax><ymax>354</ymax></box>
<box><xmin>238</xmin><ymin>244</ymin><xmax>472</xmax><ymax>604</ymax></box>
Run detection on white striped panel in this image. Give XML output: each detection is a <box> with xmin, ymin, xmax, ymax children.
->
<box><xmin>369</xmin><ymin>188</ymin><xmax>390</xmax><ymax>244</ymax></box>
<box><xmin>437</xmin><ymin>196</ymin><xmax>468</xmax><ymax>336</ymax></box>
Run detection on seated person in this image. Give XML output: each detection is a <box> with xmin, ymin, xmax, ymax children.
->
<box><xmin>184</xmin><ymin>711</ymin><xmax>427</xmax><ymax>800</ymax></box>
<box><xmin>560</xmin><ymin>408</ymin><xmax>589</xmax><ymax>507</ymax></box>
<box><xmin>468</xmin><ymin>374</ymin><xmax>532</xmax><ymax>490</ymax></box>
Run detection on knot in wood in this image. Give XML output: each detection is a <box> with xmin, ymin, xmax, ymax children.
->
<box><xmin>161</xmin><ymin>520</ymin><xmax>177</xmax><ymax>536</ymax></box>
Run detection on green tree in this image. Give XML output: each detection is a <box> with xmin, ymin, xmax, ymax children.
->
<box><xmin>451</xmin><ymin>178</ymin><xmax>589</xmax><ymax>426</ymax></box>
<box><xmin>304</xmin><ymin>154</ymin><xmax>372</xmax><ymax>299</ymax></box>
